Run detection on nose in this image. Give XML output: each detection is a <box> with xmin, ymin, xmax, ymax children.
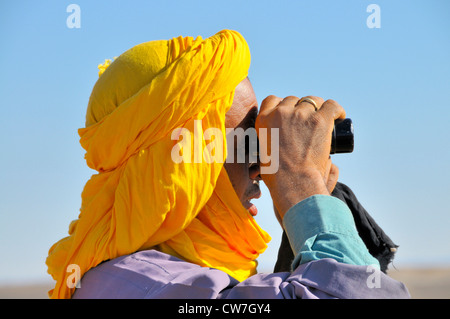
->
<box><xmin>248</xmin><ymin>152</ymin><xmax>261</xmax><ymax>180</ymax></box>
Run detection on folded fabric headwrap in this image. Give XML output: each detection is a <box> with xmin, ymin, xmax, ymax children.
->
<box><xmin>46</xmin><ymin>30</ymin><xmax>271</xmax><ymax>299</ymax></box>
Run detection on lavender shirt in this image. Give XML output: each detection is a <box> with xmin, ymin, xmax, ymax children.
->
<box><xmin>72</xmin><ymin>196</ymin><xmax>410</xmax><ymax>299</ymax></box>
<box><xmin>72</xmin><ymin>250</ymin><xmax>409</xmax><ymax>299</ymax></box>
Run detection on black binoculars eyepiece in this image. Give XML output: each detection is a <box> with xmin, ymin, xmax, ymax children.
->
<box><xmin>331</xmin><ymin>118</ymin><xmax>354</xmax><ymax>154</ymax></box>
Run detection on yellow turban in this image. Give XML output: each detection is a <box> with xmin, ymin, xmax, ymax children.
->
<box><xmin>46</xmin><ymin>30</ymin><xmax>270</xmax><ymax>299</ymax></box>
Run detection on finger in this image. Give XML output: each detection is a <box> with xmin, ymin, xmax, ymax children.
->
<box><xmin>323</xmin><ymin>157</ymin><xmax>332</xmax><ymax>183</ymax></box>
<box><xmin>273</xmin><ymin>204</ymin><xmax>282</xmax><ymax>227</ymax></box>
<box><xmin>278</xmin><ymin>96</ymin><xmax>300</xmax><ymax>108</ymax></box>
<box><xmin>326</xmin><ymin>163</ymin><xmax>339</xmax><ymax>193</ymax></box>
<box><xmin>259</xmin><ymin>95</ymin><xmax>283</xmax><ymax>117</ymax></box>
<box><xmin>318</xmin><ymin>99</ymin><xmax>346</xmax><ymax>121</ymax></box>
<box><xmin>296</xmin><ymin>96</ymin><xmax>325</xmax><ymax>112</ymax></box>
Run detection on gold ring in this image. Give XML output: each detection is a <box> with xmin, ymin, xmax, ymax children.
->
<box><xmin>298</xmin><ymin>97</ymin><xmax>318</xmax><ymax>111</ymax></box>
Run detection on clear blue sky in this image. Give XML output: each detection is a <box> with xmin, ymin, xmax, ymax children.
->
<box><xmin>1</xmin><ymin>0</ymin><xmax>449</xmax><ymax>285</ymax></box>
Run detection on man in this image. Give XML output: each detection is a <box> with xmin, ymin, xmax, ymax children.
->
<box><xmin>46</xmin><ymin>30</ymin><xmax>409</xmax><ymax>299</ymax></box>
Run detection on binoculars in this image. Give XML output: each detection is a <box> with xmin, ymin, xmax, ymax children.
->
<box><xmin>331</xmin><ymin>118</ymin><xmax>354</xmax><ymax>154</ymax></box>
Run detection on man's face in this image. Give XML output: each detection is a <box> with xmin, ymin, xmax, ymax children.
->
<box><xmin>224</xmin><ymin>78</ymin><xmax>261</xmax><ymax>216</ymax></box>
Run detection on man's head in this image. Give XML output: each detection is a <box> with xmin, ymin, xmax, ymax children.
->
<box><xmin>47</xmin><ymin>31</ymin><xmax>270</xmax><ymax>299</ymax></box>
<box><xmin>224</xmin><ymin>78</ymin><xmax>261</xmax><ymax>216</ymax></box>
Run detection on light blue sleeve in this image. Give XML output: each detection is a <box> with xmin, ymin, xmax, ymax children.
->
<box><xmin>282</xmin><ymin>195</ymin><xmax>380</xmax><ymax>270</ymax></box>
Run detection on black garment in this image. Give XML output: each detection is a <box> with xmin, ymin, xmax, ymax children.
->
<box><xmin>273</xmin><ymin>182</ymin><xmax>398</xmax><ymax>274</ymax></box>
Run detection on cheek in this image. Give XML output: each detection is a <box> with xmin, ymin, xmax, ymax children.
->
<box><xmin>223</xmin><ymin>162</ymin><xmax>249</xmax><ymax>198</ymax></box>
